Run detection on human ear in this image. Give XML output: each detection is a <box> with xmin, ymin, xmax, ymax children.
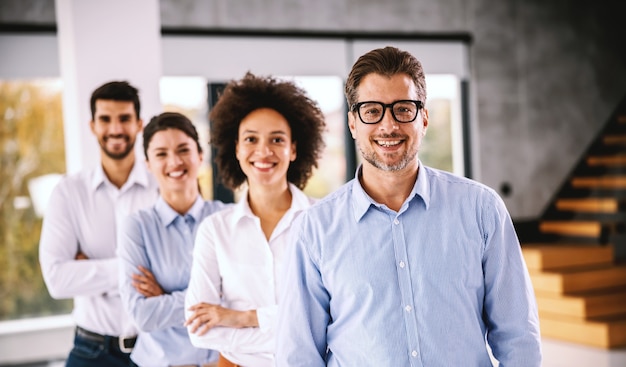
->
<box><xmin>348</xmin><ymin>113</ymin><xmax>357</xmax><ymax>139</ymax></box>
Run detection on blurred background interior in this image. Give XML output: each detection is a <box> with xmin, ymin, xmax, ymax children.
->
<box><xmin>1</xmin><ymin>0</ymin><xmax>626</xmax><ymax>366</ymax></box>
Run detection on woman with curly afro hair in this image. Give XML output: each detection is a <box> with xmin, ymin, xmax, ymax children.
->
<box><xmin>184</xmin><ymin>72</ymin><xmax>326</xmax><ymax>367</ymax></box>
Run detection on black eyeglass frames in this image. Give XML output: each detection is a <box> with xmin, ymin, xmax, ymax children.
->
<box><xmin>351</xmin><ymin>100</ymin><xmax>423</xmax><ymax>124</ymax></box>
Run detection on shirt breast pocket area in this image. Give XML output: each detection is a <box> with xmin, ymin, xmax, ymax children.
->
<box><xmin>421</xmin><ymin>238</ymin><xmax>485</xmax><ymax>290</ymax></box>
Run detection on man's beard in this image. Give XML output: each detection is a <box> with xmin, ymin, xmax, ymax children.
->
<box><xmin>357</xmin><ymin>140</ymin><xmax>417</xmax><ymax>172</ymax></box>
<box><xmin>101</xmin><ymin>135</ymin><xmax>135</xmax><ymax>160</ymax></box>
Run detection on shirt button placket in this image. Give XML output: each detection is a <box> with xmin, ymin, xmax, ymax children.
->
<box><xmin>391</xmin><ymin>214</ymin><xmax>421</xmax><ymax>365</ymax></box>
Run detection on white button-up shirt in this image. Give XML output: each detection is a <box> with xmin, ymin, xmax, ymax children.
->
<box><xmin>39</xmin><ymin>161</ymin><xmax>158</xmax><ymax>337</ymax></box>
<box><xmin>185</xmin><ymin>183</ymin><xmax>314</xmax><ymax>367</ymax></box>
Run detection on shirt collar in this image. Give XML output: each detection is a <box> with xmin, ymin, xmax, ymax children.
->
<box><xmin>90</xmin><ymin>164</ymin><xmax>108</xmax><ymax>192</ymax></box>
<box><xmin>90</xmin><ymin>160</ymin><xmax>153</xmax><ymax>193</ymax></box>
<box><xmin>155</xmin><ymin>195</ymin><xmax>205</xmax><ymax>227</ymax></box>
<box><xmin>351</xmin><ymin>161</ymin><xmax>430</xmax><ymax>222</ymax></box>
<box><xmin>231</xmin><ymin>182</ymin><xmax>311</xmax><ymax>223</ymax></box>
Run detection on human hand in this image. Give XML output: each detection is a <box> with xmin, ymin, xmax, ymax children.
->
<box><xmin>184</xmin><ymin>303</ymin><xmax>258</xmax><ymax>335</ymax></box>
<box><xmin>132</xmin><ymin>265</ymin><xmax>165</xmax><ymax>297</ymax></box>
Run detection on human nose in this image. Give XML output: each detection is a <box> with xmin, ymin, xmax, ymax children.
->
<box><xmin>379</xmin><ymin>107</ymin><xmax>399</xmax><ymax>130</ymax></box>
<box><xmin>255</xmin><ymin>140</ymin><xmax>273</xmax><ymax>156</ymax></box>
<box><xmin>109</xmin><ymin>120</ymin><xmax>124</xmax><ymax>134</ymax></box>
<box><xmin>167</xmin><ymin>152</ymin><xmax>183</xmax><ymax>166</ymax></box>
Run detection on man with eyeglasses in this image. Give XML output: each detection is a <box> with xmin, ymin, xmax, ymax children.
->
<box><xmin>276</xmin><ymin>46</ymin><xmax>541</xmax><ymax>366</ymax></box>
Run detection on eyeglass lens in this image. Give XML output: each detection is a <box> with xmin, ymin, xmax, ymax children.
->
<box><xmin>358</xmin><ymin>101</ymin><xmax>419</xmax><ymax>124</ymax></box>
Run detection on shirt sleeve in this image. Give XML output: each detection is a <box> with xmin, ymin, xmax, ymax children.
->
<box><xmin>185</xmin><ymin>219</ymin><xmax>275</xmax><ymax>354</ymax></box>
<box><xmin>118</xmin><ymin>213</ymin><xmax>186</xmax><ymax>332</ymax></box>
<box><xmin>481</xmin><ymin>192</ymin><xmax>542</xmax><ymax>366</ymax></box>
<box><xmin>39</xmin><ymin>180</ymin><xmax>118</xmax><ymax>299</ymax></box>
<box><xmin>275</xmin><ymin>212</ymin><xmax>329</xmax><ymax>367</ymax></box>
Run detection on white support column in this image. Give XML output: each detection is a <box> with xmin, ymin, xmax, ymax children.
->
<box><xmin>55</xmin><ymin>0</ymin><xmax>162</xmax><ymax>173</ymax></box>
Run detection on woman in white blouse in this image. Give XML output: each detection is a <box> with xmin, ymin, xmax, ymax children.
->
<box><xmin>184</xmin><ymin>72</ymin><xmax>326</xmax><ymax>367</ymax></box>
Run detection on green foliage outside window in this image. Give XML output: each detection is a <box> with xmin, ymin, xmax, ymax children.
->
<box><xmin>0</xmin><ymin>80</ymin><xmax>72</xmax><ymax>320</ymax></box>
<box><xmin>421</xmin><ymin>99</ymin><xmax>453</xmax><ymax>172</ymax></box>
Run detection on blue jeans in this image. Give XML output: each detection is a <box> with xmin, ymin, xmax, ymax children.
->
<box><xmin>65</xmin><ymin>328</ymin><xmax>137</xmax><ymax>367</ymax></box>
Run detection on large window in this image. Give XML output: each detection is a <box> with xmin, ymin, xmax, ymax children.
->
<box><xmin>0</xmin><ymin>79</ymin><xmax>71</xmax><ymax>321</ymax></box>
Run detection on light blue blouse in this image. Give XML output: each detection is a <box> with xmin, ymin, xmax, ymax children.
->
<box><xmin>119</xmin><ymin>195</ymin><xmax>226</xmax><ymax>367</ymax></box>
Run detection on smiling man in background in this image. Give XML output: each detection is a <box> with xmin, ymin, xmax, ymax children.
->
<box><xmin>39</xmin><ymin>81</ymin><xmax>158</xmax><ymax>366</ymax></box>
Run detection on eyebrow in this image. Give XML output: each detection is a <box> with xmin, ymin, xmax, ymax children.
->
<box><xmin>241</xmin><ymin>129</ymin><xmax>288</xmax><ymax>135</ymax></box>
<box><xmin>150</xmin><ymin>142</ymin><xmax>192</xmax><ymax>151</ymax></box>
<box><xmin>96</xmin><ymin>113</ymin><xmax>133</xmax><ymax>120</ymax></box>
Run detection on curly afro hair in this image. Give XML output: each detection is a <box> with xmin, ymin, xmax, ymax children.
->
<box><xmin>210</xmin><ymin>72</ymin><xmax>326</xmax><ymax>190</ymax></box>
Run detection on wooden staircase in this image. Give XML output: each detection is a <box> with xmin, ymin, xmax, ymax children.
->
<box><xmin>522</xmin><ymin>245</ymin><xmax>626</xmax><ymax>348</ymax></box>
<box><xmin>536</xmin><ymin>107</ymin><xmax>626</xmax><ymax>249</ymax></box>
<box><xmin>517</xmin><ymin>102</ymin><xmax>626</xmax><ymax>349</ymax></box>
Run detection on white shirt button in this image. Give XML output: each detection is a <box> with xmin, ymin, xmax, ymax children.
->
<box><xmin>393</xmin><ymin>219</ymin><xmax>399</xmax><ymax>225</ymax></box>
<box><xmin>405</xmin><ymin>305</ymin><xmax>412</xmax><ymax>312</ymax></box>
<box><xmin>399</xmin><ymin>261</ymin><xmax>405</xmax><ymax>268</ymax></box>
<box><xmin>411</xmin><ymin>350</ymin><xmax>418</xmax><ymax>357</ymax></box>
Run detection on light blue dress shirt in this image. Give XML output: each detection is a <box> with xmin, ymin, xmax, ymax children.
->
<box><xmin>119</xmin><ymin>196</ymin><xmax>226</xmax><ymax>367</ymax></box>
<box><xmin>276</xmin><ymin>164</ymin><xmax>542</xmax><ymax>367</ymax></box>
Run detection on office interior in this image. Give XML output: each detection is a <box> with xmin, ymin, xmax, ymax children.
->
<box><xmin>1</xmin><ymin>0</ymin><xmax>626</xmax><ymax>366</ymax></box>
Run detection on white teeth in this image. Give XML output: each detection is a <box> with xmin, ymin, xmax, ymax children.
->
<box><xmin>254</xmin><ymin>162</ymin><xmax>274</xmax><ymax>169</ymax></box>
<box><xmin>168</xmin><ymin>170</ymin><xmax>184</xmax><ymax>177</ymax></box>
<box><xmin>377</xmin><ymin>140</ymin><xmax>401</xmax><ymax>147</ymax></box>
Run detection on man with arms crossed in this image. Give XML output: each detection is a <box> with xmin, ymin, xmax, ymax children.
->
<box><xmin>40</xmin><ymin>81</ymin><xmax>158</xmax><ymax>366</ymax></box>
<box><xmin>276</xmin><ymin>47</ymin><xmax>541</xmax><ymax>366</ymax></box>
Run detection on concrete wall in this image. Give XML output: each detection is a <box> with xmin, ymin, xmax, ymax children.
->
<box><xmin>2</xmin><ymin>0</ymin><xmax>626</xmax><ymax>219</ymax></box>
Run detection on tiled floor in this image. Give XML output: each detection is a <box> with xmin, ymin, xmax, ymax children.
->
<box><xmin>7</xmin><ymin>338</ymin><xmax>626</xmax><ymax>366</ymax></box>
<box><xmin>491</xmin><ymin>337</ymin><xmax>626</xmax><ymax>367</ymax></box>
<box><xmin>541</xmin><ymin>338</ymin><xmax>626</xmax><ymax>367</ymax></box>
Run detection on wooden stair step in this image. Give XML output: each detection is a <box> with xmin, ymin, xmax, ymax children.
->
<box><xmin>572</xmin><ymin>176</ymin><xmax>626</xmax><ymax>189</ymax></box>
<box><xmin>555</xmin><ymin>198</ymin><xmax>619</xmax><ymax>213</ymax></box>
<box><xmin>538</xmin><ymin>313</ymin><xmax>626</xmax><ymax>349</ymax></box>
<box><xmin>535</xmin><ymin>289</ymin><xmax>626</xmax><ymax>318</ymax></box>
<box><xmin>587</xmin><ymin>155</ymin><xmax>626</xmax><ymax>166</ymax></box>
<box><xmin>522</xmin><ymin>245</ymin><xmax>614</xmax><ymax>270</ymax></box>
<box><xmin>528</xmin><ymin>265</ymin><xmax>626</xmax><ymax>294</ymax></box>
<box><xmin>539</xmin><ymin>220</ymin><xmax>603</xmax><ymax>238</ymax></box>
<box><xmin>603</xmin><ymin>134</ymin><xmax>626</xmax><ymax>145</ymax></box>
